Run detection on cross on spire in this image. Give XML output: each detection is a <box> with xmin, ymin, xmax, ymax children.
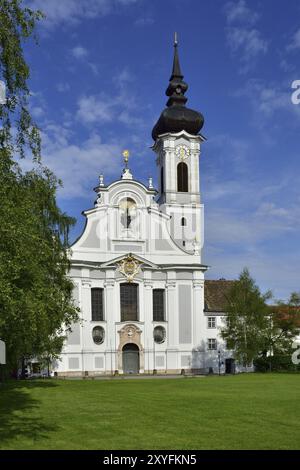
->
<box><xmin>174</xmin><ymin>31</ymin><xmax>178</xmax><ymax>46</ymax></box>
<box><xmin>170</xmin><ymin>32</ymin><xmax>183</xmax><ymax>81</ymax></box>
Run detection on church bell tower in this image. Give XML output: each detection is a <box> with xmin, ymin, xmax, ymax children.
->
<box><xmin>152</xmin><ymin>35</ymin><xmax>205</xmax><ymax>255</ymax></box>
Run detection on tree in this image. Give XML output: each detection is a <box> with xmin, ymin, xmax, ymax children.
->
<box><xmin>261</xmin><ymin>292</ymin><xmax>300</xmax><ymax>360</ymax></box>
<box><xmin>36</xmin><ymin>334</ymin><xmax>66</xmax><ymax>377</ymax></box>
<box><xmin>0</xmin><ymin>0</ymin><xmax>79</xmax><ymax>376</ymax></box>
<box><xmin>221</xmin><ymin>268</ymin><xmax>272</xmax><ymax>367</ymax></box>
<box><xmin>289</xmin><ymin>292</ymin><xmax>300</xmax><ymax>307</ymax></box>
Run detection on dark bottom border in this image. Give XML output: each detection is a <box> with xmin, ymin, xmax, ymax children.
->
<box><xmin>0</xmin><ymin>450</ymin><xmax>299</xmax><ymax>465</ymax></box>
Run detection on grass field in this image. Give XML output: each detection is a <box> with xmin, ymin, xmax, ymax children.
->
<box><xmin>0</xmin><ymin>374</ymin><xmax>300</xmax><ymax>450</ymax></box>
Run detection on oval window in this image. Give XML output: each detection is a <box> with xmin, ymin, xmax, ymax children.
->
<box><xmin>153</xmin><ymin>326</ymin><xmax>166</xmax><ymax>344</ymax></box>
<box><xmin>92</xmin><ymin>326</ymin><xmax>105</xmax><ymax>345</ymax></box>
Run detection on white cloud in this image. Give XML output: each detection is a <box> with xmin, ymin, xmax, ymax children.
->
<box><xmin>88</xmin><ymin>63</ymin><xmax>99</xmax><ymax>76</ymax></box>
<box><xmin>40</xmin><ymin>124</ymin><xmax>121</xmax><ymax>198</ymax></box>
<box><xmin>233</xmin><ymin>79</ymin><xmax>300</xmax><ymax>124</ymax></box>
<box><xmin>57</xmin><ymin>82</ymin><xmax>71</xmax><ymax>93</ymax></box>
<box><xmin>113</xmin><ymin>67</ymin><xmax>134</xmax><ymax>89</ymax></box>
<box><xmin>201</xmin><ymin>127</ymin><xmax>300</xmax><ymax>300</ymax></box>
<box><xmin>224</xmin><ymin>0</ymin><xmax>259</xmax><ymax>25</ymax></box>
<box><xmin>72</xmin><ymin>46</ymin><xmax>88</xmax><ymax>59</ymax></box>
<box><xmin>76</xmin><ymin>69</ymin><xmax>143</xmax><ymax>128</ymax></box>
<box><xmin>287</xmin><ymin>28</ymin><xmax>300</xmax><ymax>51</ymax></box>
<box><xmin>134</xmin><ymin>17</ymin><xmax>154</xmax><ymax>27</ymax></box>
<box><xmin>224</xmin><ymin>1</ymin><xmax>268</xmax><ymax>72</ymax></box>
<box><xmin>255</xmin><ymin>202</ymin><xmax>290</xmax><ymax>219</ymax></box>
<box><xmin>206</xmin><ymin>202</ymin><xmax>298</xmax><ymax>249</ymax></box>
<box><xmin>76</xmin><ymin>91</ymin><xmax>143</xmax><ymax>128</ymax></box>
<box><xmin>28</xmin><ymin>0</ymin><xmax>138</xmax><ymax>27</ymax></box>
<box><xmin>118</xmin><ymin>110</ymin><xmax>143</xmax><ymax>127</ymax></box>
<box><xmin>77</xmin><ymin>94</ymin><xmax>116</xmax><ymax>124</ymax></box>
<box><xmin>204</xmin><ymin>195</ymin><xmax>300</xmax><ymax>300</ymax></box>
<box><xmin>205</xmin><ymin>247</ymin><xmax>300</xmax><ymax>302</ymax></box>
<box><xmin>31</xmin><ymin>106</ymin><xmax>45</xmax><ymax>118</ymax></box>
<box><xmin>29</xmin><ymin>91</ymin><xmax>47</xmax><ymax>121</ymax></box>
<box><xmin>227</xmin><ymin>27</ymin><xmax>267</xmax><ymax>59</ymax></box>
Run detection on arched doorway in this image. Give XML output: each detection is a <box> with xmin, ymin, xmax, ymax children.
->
<box><xmin>122</xmin><ymin>343</ymin><xmax>139</xmax><ymax>374</ymax></box>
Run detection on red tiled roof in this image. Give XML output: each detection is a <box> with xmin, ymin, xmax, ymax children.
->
<box><xmin>204</xmin><ymin>279</ymin><xmax>235</xmax><ymax>312</ymax></box>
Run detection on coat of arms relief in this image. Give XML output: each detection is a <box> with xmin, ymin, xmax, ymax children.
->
<box><xmin>117</xmin><ymin>255</ymin><xmax>142</xmax><ymax>282</ymax></box>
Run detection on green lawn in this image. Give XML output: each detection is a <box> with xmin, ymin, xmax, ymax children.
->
<box><xmin>0</xmin><ymin>374</ymin><xmax>300</xmax><ymax>450</ymax></box>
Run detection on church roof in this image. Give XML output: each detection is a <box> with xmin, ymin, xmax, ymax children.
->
<box><xmin>204</xmin><ymin>279</ymin><xmax>235</xmax><ymax>313</ymax></box>
<box><xmin>152</xmin><ymin>35</ymin><xmax>204</xmax><ymax>141</ymax></box>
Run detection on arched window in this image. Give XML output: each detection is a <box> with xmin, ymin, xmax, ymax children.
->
<box><xmin>181</xmin><ymin>217</ymin><xmax>187</xmax><ymax>226</ymax></box>
<box><xmin>120</xmin><ymin>283</ymin><xmax>139</xmax><ymax>321</ymax></box>
<box><xmin>119</xmin><ymin>198</ymin><xmax>136</xmax><ymax>229</ymax></box>
<box><xmin>177</xmin><ymin>162</ymin><xmax>188</xmax><ymax>192</ymax></box>
<box><xmin>161</xmin><ymin>166</ymin><xmax>164</xmax><ymax>195</ymax></box>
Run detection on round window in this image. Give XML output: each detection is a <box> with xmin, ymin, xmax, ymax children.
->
<box><xmin>92</xmin><ymin>326</ymin><xmax>105</xmax><ymax>345</ymax></box>
<box><xmin>153</xmin><ymin>326</ymin><xmax>166</xmax><ymax>344</ymax></box>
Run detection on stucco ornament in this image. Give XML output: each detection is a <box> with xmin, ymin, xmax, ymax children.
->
<box><xmin>117</xmin><ymin>255</ymin><xmax>142</xmax><ymax>282</ymax></box>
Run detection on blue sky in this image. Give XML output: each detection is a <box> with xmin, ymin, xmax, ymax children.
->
<box><xmin>23</xmin><ymin>0</ymin><xmax>300</xmax><ymax>301</ymax></box>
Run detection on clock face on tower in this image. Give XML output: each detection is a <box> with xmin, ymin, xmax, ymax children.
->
<box><xmin>175</xmin><ymin>144</ymin><xmax>190</xmax><ymax>160</ymax></box>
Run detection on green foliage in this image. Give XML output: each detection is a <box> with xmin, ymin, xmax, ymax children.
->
<box><xmin>261</xmin><ymin>296</ymin><xmax>300</xmax><ymax>358</ymax></box>
<box><xmin>221</xmin><ymin>268</ymin><xmax>300</xmax><ymax>369</ymax></box>
<box><xmin>0</xmin><ymin>0</ymin><xmax>44</xmax><ymax>160</ymax></box>
<box><xmin>0</xmin><ymin>0</ymin><xmax>79</xmax><ymax>374</ymax></box>
<box><xmin>0</xmin><ymin>162</ymin><xmax>79</xmax><ymax>372</ymax></box>
<box><xmin>221</xmin><ymin>268</ymin><xmax>272</xmax><ymax>367</ymax></box>
<box><xmin>254</xmin><ymin>355</ymin><xmax>300</xmax><ymax>372</ymax></box>
<box><xmin>289</xmin><ymin>292</ymin><xmax>300</xmax><ymax>307</ymax></box>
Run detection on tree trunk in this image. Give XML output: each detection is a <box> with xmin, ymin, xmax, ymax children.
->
<box><xmin>21</xmin><ymin>357</ymin><xmax>26</xmax><ymax>380</ymax></box>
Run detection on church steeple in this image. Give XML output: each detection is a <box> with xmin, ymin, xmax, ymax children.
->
<box><xmin>166</xmin><ymin>33</ymin><xmax>188</xmax><ymax>107</ymax></box>
<box><xmin>151</xmin><ymin>35</ymin><xmax>204</xmax><ymax>141</ymax></box>
<box><xmin>170</xmin><ymin>32</ymin><xmax>182</xmax><ymax>77</ymax></box>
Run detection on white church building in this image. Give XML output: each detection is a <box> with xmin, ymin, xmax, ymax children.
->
<box><xmin>55</xmin><ymin>40</ymin><xmax>237</xmax><ymax>377</ymax></box>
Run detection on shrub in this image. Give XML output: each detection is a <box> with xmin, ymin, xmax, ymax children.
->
<box><xmin>254</xmin><ymin>355</ymin><xmax>300</xmax><ymax>372</ymax></box>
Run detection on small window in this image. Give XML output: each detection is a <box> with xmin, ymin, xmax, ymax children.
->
<box><xmin>153</xmin><ymin>289</ymin><xmax>165</xmax><ymax>322</ymax></box>
<box><xmin>182</xmin><ymin>241</ymin><xmax>186</xmax><ymax>247</ymax></box>
<box><xmin>208</xmin><ymin>317</ymin><xmax>216</xmax><ymax>329</ymax></box>
<box><xmin>208</xmin><ymin>338</ymin><xmax>217</xmax><ymax>350</ymax></box>
<box><xmin>92</xmin><ymin>326</ymin><xmax>105</xmax><ymax>345</ymax></box>
<box><xmin>181</xmin><ymin>217</ymin><xmax>187</xmax><ymax>226</ymax></box>
<box><xmin>91</xmin><ymin>288</ymin><xmax>104</xmax><ymax>321</ymax></box>
<box><xmin>154</xmin><ymin>326</ymin><xmax>166</xmax><ymax>344</ymax></box>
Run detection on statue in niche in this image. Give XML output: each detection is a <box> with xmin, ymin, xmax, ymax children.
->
<box><xmin>119</xmin><ymin>197</ymin><xmax>136</xmax><ymax>229</ymax></box>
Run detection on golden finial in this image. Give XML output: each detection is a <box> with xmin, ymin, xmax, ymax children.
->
<box><xmin>122</xmin><ymin>149</ymin><xmax>130</xmax><ymax>168</ymax></box>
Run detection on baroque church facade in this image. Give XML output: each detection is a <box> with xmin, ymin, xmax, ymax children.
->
<box><xmin>55</xmin><ymin>40</ymin><xmax>237</xmax><ymax>377</ymax></box>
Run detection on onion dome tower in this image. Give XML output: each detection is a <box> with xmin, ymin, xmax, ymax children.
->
<box><xmin>152</xmin><ymin>35</ymin><xmax>205</xmax><ymax>254</ymax></box>
<box><xmin>152</xmin><ymin>34</ymin><xmax>204</xmax><ymax>141</ymax></box>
